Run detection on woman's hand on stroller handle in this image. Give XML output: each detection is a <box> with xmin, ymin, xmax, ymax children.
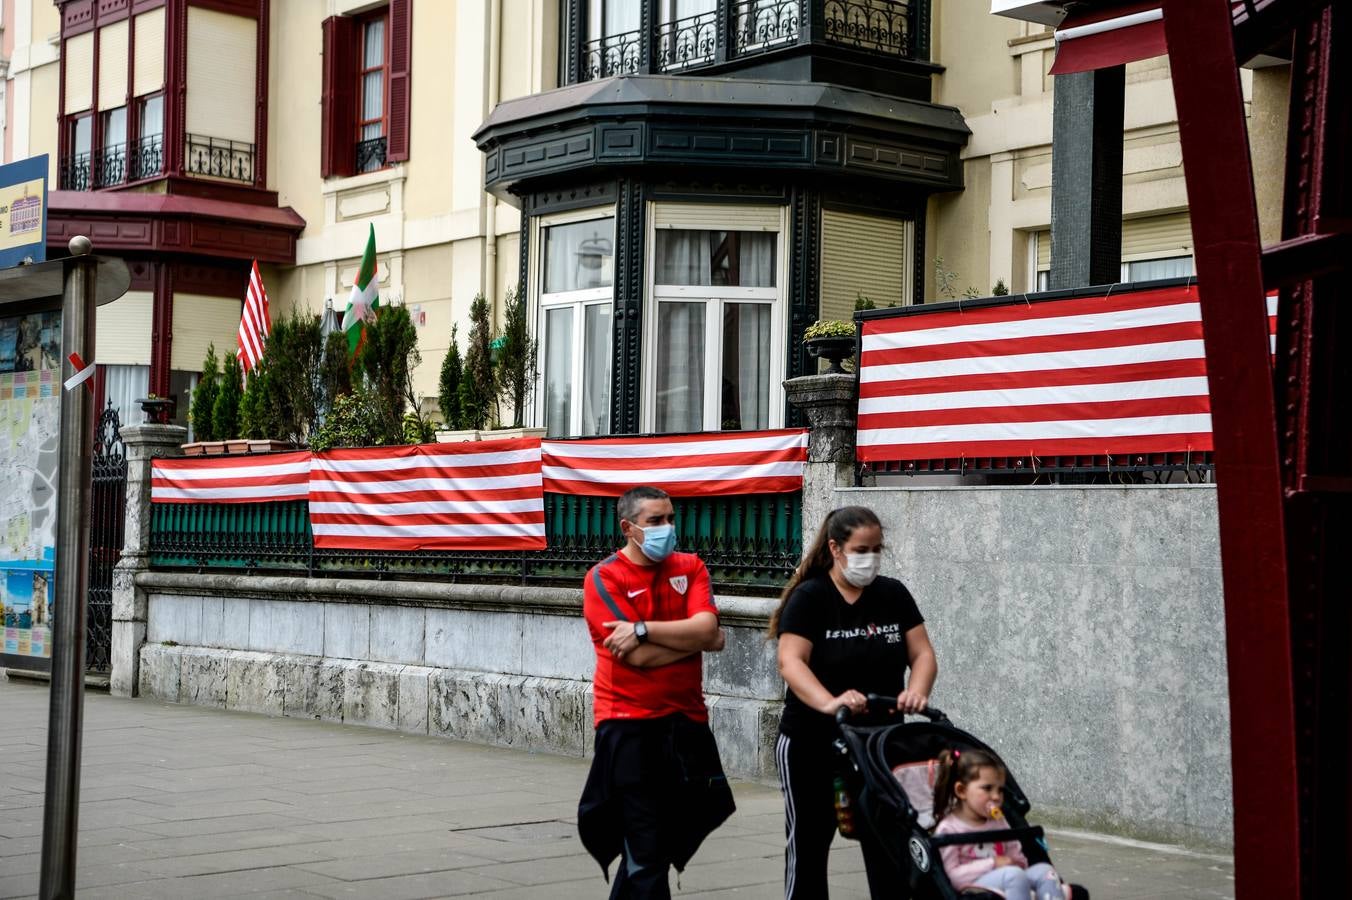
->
<box><xmin>834</xmin><ymin>693</ymin><xmax>946</xmax><ymax>724</ymax></box>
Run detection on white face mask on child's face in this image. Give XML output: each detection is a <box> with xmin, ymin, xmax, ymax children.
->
<box><xmin>842</xmin><ymin>552</ymin><xmax>881</xmax><ymax>588</ymax></box>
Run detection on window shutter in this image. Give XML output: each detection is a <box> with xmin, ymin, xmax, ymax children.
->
<box><xmin>386</xmin><ymin>0</ymin><xmax>412</xmax><ymax>162</ymax></box>
<box><xmin>321</xmin><ymin>15</ymin><xmax>357</xmax><ymax>178</ymax></box>
<box><xmin>820</xmin><ymin>209</ymin><xmax>910</xmax><ymax>316</ymax></box>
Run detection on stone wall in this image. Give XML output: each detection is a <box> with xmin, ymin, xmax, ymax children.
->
<box><xmin>136</xmin><ymin>573</ymin><xmax>782</xmax><ymax>778</ymax></box>
<box><xmin>837</xmin><ymin>483</ymin><xmax>1231</xmax><ymax>848</ymax></box>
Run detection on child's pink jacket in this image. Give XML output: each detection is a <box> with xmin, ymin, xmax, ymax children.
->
<box><xmin>932</xmin><ymin>814</ymin><xmax>1030</xmax><ymax>889</ymax></box>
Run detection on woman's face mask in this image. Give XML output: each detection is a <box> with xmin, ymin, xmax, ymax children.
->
<box><xmin>841</xmin><ymin>552</ymin><xmax>881</xmax><ymax>588</ymax></box>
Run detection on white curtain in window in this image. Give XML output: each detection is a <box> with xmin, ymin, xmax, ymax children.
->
<box><xmin>545</xmin><ymin>219</ymin><xmax>615</xmax><ymax>294</ymax></box>
<box><xmin>663</xmin><ymin>0</ymin><xmax>718</xmax><ymax>22</ymax></box>
<box><xmin>724</xmin><ymin>303</ymin><xmax>771</xmax><ymax>430</ymax></box>
<box><xmin>656</xmin><ymin>302</ymin><xmax>705</xmax><ymax>433</ymax></box>
<box><xmin>655</xmin><ymin>231</ymin><xmax>713</xmax><ymax>285</ymax></box>
<box><xmin>581</xmin><ymin>304</ymin><xmax>611</xmax><ymax>436</ymax></box>
<box><xmin>103</xmin><ymin>364</ymin><xmax>147</xmax><ymax>431</ymax></box>
<box><xmin>1126</xmin><ymin>257</ymin><xmax>1194</xmax><ymax>281</ymax></box>
<box><xmin>544</xmin><ymin>308</ymin><xmax>573</xmax><ymax>438</ymax></box>
<box><xmin>103</xmin><ymin>108</ymin><xmax>127</xmax><ymax>154</ymax></box>
<box><xmin>739</xmin><ymin>232</ymin><xmax>776</xmax><ymax>287</ymax></box>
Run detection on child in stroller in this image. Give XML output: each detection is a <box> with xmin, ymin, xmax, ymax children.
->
<box><xmin>833</xmin><ymin>697</ymin><xmax>1089</xmax><ymax>900</ymax></box>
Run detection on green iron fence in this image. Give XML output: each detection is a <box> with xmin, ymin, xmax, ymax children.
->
<box><xmin>150</xmin><ymin>492</ymin><xmax>802</xmax><ymax>595</ymax></box>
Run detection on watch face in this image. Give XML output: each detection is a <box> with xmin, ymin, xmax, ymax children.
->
<box><xmin>635</xmin><ymin>622</ymin><xmax>648</xmax><ymax>641</ymax></box>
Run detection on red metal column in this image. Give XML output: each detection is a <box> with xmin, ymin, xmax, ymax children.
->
<box><xmin>149</xmin><ymin>261</ymin><xmax>174</xmax><ymax>401</ymax></box>
<box><xmin>1160</xmin><ymin>1</ymin><xmax>1302</xmax><ymax>896</ymax></box>
<box><xmin>1268</xmin><ymin>4</ymin><xmax>1352</xmax><ymax>888</ymax></box>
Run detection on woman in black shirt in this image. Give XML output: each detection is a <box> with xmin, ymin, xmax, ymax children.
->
<box><xmin>770</xmin><ymin>505</ymin><xmax>938</xmax><ymax>899</ymax></box>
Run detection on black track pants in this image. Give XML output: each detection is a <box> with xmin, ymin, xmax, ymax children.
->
<box><xmin>776</xmin><ymin>731</ymin><xmax>908</xmax><ymax>900</ymax></box>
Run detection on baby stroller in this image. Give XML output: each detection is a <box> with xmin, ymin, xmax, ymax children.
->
<box><xmin>834</xmin><ymin>696</ymin><xmax>1090</xmax><ymax>900</ymax></box>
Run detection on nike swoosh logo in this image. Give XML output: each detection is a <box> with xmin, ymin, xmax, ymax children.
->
<box><xmin>627</xmin><ymin>588</ymin><xmax>647</xmax><ymax>598</ymax></box>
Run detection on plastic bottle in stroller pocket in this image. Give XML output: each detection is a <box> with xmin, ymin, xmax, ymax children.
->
<box><xmin>833</xmin><ymin>776</ymin><xmax>856</xmax><ymax>837</ymax></box>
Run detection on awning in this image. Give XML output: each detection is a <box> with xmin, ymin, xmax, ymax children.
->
<box><xmin>1049</xmin><ymin>2</ymin><xmax>1165</xmax><ymax>75</ymax></box>
<box><xmin>1047</xmin><ymin>1</ymin><xmax>1269</xmax><ymax>75</ymax></box>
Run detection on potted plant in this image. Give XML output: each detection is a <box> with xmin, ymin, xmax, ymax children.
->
<box><xmin>803</xmin><ymin>319</ymin><xmax>857</xmax><ymax>374</ymax></box>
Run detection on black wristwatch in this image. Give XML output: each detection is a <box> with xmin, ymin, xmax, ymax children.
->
<box><xmin>634</xmin><ymin>621</ymin><xmax>649</xmax><ymax>644</ymax></box>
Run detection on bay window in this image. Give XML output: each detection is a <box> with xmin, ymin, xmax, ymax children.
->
<box><xmin>647</xmin><ymin>220</ymin><xmax>783</xmax><ymax>433</ymax></box>
<box><xmin>538</xmin><ymin>215</ymin><xmax>615</xmax><ymax>437</ymax></box>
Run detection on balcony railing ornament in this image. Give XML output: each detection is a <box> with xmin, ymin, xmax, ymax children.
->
<box><xmin>185</xmin><ymin>133</ymin><xmax>255</xmax><ymax>184</ymax></box>
<box><xmin>582</xmin><ymin>28</ymin><xmax>642</xmax><ymax>80</ymax></box>
<box><xmin>356</xmin><ymin>136</ymin><xmax>388</xmax><ymax>173</ymax></box>
<box><xmin>732</xmin><ymin>0</ymin><xmax>801</xmax><ymax>53</ymax></box>
<box><xmin>656</xmin><ymin>11</ymin><xmax>719</xmax><ymax>72</ymax></box>
<box><xmin>93</xmin><ymin>145</ymin><xmax>127</xmax><ymax>189</ymax></box>
<box><xmin>131</xmin><ymin>134</ymin><xmax>164</xmax><ymax>181</ymax></box>
<box><xmin>823</xmin><ymin>0</ymin><xmax>912</xmax><ymax>56</ymax></box>
<box><xmin>59</xmin><ymin>152</ymin><xmax>92</xmax><ymax>192</ymax></box>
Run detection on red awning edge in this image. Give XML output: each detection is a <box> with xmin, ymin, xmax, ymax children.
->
<box><xmin>1050</xmin><ymin>3</ymin><xmax>1167</xmax><ymax>75</ymax></box>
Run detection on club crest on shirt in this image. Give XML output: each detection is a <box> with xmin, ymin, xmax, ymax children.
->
<box><xmin>669</xmin><ymin>575</ymin><xmax>688</xmax><ymax>595</ymax></box>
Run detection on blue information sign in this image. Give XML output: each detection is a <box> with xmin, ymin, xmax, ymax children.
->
<box><xmin>0</xmin><ymin>155</ymin><xmax>47</xmax><ymax>269</ymax></box>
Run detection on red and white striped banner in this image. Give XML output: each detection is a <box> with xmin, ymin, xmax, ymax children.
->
<box><xmin>151</xmin><ymin>451</ymin><xmax>311</xmax><ymax>503</ymax></box>
<box><xmin>542</xmin><ymin>429</ymin><xmax>808</xmax><ymax>497</ymax></box>
<box><xmin>308</xmin><ymin>438</ymin><xmax>546</xmax><ymax>551</ymax></box>
<box><xmin>857</xmin><ymin>284</ymin><xmax>1229</xmax><ymax>463</ymax></box>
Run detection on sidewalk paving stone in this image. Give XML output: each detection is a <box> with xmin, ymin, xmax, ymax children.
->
<box><xmin>0</xmin><ymin>677</ymin><xmax>1232</xmax><ymax>899</ymax></box>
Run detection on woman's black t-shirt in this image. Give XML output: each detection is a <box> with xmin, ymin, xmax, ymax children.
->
<box><xmin>776</xmin><ymin>573</ymin><xmax>925</xmax><ymax>740</ymax></box>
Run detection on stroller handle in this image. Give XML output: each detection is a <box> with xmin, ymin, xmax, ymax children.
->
<box><xmin>834</xmin><ymin>694</ymin><xmax>948</xmax><ymax>724</ymax></box>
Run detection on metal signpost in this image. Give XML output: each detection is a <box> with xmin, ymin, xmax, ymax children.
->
<box><xmin>38</xmin><ymin>237</ymin><xmax>96</xmax><ymax>899</ymax></box>
<box><xmin>0</xmin><ymin>231</ymin><xmax>128</xmax><ymax>898</ymax></box>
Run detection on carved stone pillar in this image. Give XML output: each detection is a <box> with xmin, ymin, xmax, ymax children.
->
<box><xmin>110</xmin><ymin>423</ymin><xmax>186</xmax><ymax>697</ymax></box>
<box><xmin>784</xmin><ymin>373</ymin><xmax>857</xmax><ymax>549</ymax></box>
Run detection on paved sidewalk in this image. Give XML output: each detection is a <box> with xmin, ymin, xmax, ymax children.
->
<box><xmin>0</xmin><ymin>678</ymin><xmax>1232</xmax><ymax>899</ymax></box>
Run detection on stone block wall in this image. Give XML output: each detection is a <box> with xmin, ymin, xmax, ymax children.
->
<box><xmin>136</xmin><ymin>573</ymin><xmax>781</xmax><ymax>776</ymax></box>
<box><xmin>837</xmin><ymin>483</ymin><xmax>1231</xmax><ymax>848</ymax></box>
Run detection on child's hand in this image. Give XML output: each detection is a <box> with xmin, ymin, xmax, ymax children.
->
<box><xmin>994</xmin><ymin>855</ymin><xmax>1014</xmax><ymax>868</ymax></box>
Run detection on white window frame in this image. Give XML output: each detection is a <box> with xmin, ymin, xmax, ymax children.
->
<box><xmin>1028</xmin><ymin>230</ymin><xmax>1195</xmax><ymax>291</ymax></box>
<box><xmin>641</xmin><ymin>206</ymin><xmax>789</xmax><ymax>433</ymax></box>
<box><xmin>531</xmin><ymin>206</ymin><xmax>616</xmax><ymax>437</ymax></box>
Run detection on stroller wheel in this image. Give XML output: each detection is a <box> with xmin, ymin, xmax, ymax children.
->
<box><xmin>1069</xmin><ymin>885</ymin><xmax>1090</xmax><ymax>900</ymax></box>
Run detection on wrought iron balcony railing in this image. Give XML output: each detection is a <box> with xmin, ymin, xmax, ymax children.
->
<box><xmin>185</xmin><ymin>133</ymin><xmax>255</xmax><ymax>183</ymax></box>
<box><xmin>59</xmin><ymin>152</ymin><xmax>92</xmax><ymax>191</ymax></box>
<box><xmin>822</xmin><ymin>0</ymin><xmax>914</xmax><ymax>56</ymax></box>
<box><xmin>571</xmin><ymin>0</ymin><xmax>927</xmax><ymax>84</ymax></box>
<box><xmin>131</xmin><ymin>134</ymin><xmax>164</xmax><ymax>181</ymax></box>
<box><xmin>656</xmin><ymin>10</ymin><xmax>719</xmax><ymax>72</ymax></box>
<box><xmin>732</xmin><ymin>0</ymin><xmax>801</xmax><ymax>53</ymax></box>
<box><xmin>583</xmin><ymin>28</ymin><xmax>643</xmax><ymax>81</ymax></box>
<box><xmin>93</xmin><ymin>145</ymin><xmax>127</xmax><ymax>188</ymax></box>
<box><xmin>356</xmin><ymin>135</ymin><xmax>388</xmax><ymax>173</ymax></box>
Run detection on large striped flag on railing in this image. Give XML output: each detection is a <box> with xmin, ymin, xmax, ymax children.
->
<box><xmin>151</xmin><ymin>451</ymin><xmax>311</xmax><ymax>503</ymax></box>
<box><xmin>857</xmin><ymin>284</ymin><xmax>1217</xmax><ymax>464</ymax></box>
<box><xmin>542</xmin><ymin>429</ymin><xmax>809</xmax><ymax>497</ymax></box>
<box><xmin>308</xmin><ymin>438</ymin><xmax>546</xmax><ymax>551</ymax></box>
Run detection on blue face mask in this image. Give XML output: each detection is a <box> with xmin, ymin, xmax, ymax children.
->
<box><xmin>638</xmin><ymin>523</ymin><xmax>677</xmax><ymax>562</ymax></box>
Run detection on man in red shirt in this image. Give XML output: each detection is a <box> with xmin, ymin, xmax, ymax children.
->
<box><xmin>577</xmin><ymin>485</ymin><xmax>733</xmax><ymax>899</ymax></box>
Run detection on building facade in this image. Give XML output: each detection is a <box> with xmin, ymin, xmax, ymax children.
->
<box><xmin>1</xmin><ymin>0</ymin><xmax>1289</xmax><ymax>438</ymax></box>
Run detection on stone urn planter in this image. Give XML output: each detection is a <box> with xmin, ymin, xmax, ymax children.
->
<box><xmin>138</xmin><ymin>396</ymin><xmax>177</xmax><ymax>424</ymax></box>
<box><xmin>805</xmin><ymin>334</ymin><xmax>857</xmax><ymax>375</ymax></box>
